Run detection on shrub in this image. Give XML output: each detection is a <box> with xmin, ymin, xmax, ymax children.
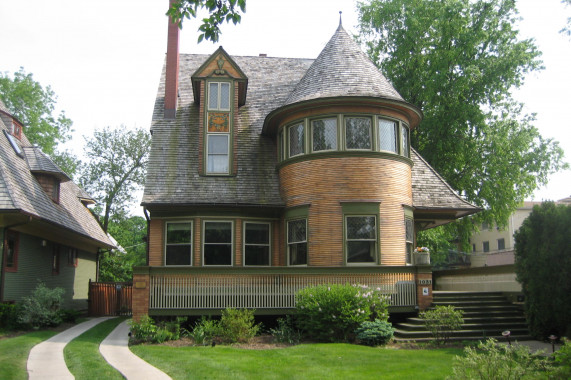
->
<box><xmin>448</xmin><ymin>338</ymin><xmax>552</xmax><ymax>380</ymax></box>
<box><xmin>128</xmin><ymin>315</ymin><xmax>184</xmax><ymax>344</ymax></box>
<box><xmin>0</xmin><ymin>303</ymin><xmax>23</xmax><ymax>330</ymax></box>
<box><xmin>59</xmin><ymin>309</ymin><xmax>81</xmax><ymax>324</ymax></box>
<box><xmin>18</xmin><ymin>282</ymin><xmax>65</xmax><ymax>328</ymax></box>
<box><xmin>550</xmin><ymin>338</ymin><xmax>571</xmax><ymax>379</ymax></box>
<box><xmin>270</xmin><ymin>315</ymin><xmax>301</xmax><ymax>344</ymax></box>
<box><xmin>421</xmin><ymin>305</ymin><xmax>463</xmax><ymax>344</ymax></box>
<box><xmin>514</xmin><ymin>202</ymin><xmax>571</xmax><ymax>338</ymax></box>
<box><xmin>190</xmin><ymin>317</ymin><xmax>221</xmax><ymax>345</ymax></box>
<box><xmin>219</xmin><ymin>308</ymin><xmax>260</xmax><ymax>343</ymax></box>
<box><xmin>355</xmin><ymin>319</ymin><xmax>394</xmax><ymax>346</ymax></box>
<box><xmin>295</xmin><ymin>283</ymin><xmax>390</xmax><ymax>342</ymax></box>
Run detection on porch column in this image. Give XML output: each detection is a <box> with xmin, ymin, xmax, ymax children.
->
<box><xmin>132</xmin><ymin>267</ymin><xmax>150</xmax><ymax>321</ymax></box>
<box><xmin>415</xmin><ymin>265</ymin><xmax>433</xmax><ymax>310</ymax></box>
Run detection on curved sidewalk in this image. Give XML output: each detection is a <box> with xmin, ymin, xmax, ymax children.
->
<box><xmin>100</xmin><ymin>320</ymin><xmax>172</xmax><ymax>380</ymax></box>
<box><xmin>27</xmin><ymin>317</ymin><xmax>113</xmax><ymax>379</ymax></box>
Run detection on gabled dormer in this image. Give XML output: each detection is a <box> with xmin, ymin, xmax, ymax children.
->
<box><xmin>24</xmin><ymin>146</ymin><xmax>70</xmax><ymax>204</ymax></box>
<box><xmin>190</xmin><ymin>47</ymin><xmax>248</xmax><ymax>176</ymax></box>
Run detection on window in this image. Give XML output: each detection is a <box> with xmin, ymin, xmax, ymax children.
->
<box><xmin>287</xmin><ymin>219</ymin><xmax>307</xmax><ymax>265</ymax></box>
<box><xmin>165</xmin><ymin>222</ymin><xmax>193</xmax><ymax>265</ymax></box>
<box><xmin>400</xmin><ymin>124</ymin><xmax>410</xmax><ymax>158</ymax></box>
<box><xmin>203</xmin><ymin>221</ymin><xmax>233</xmax><ymax>266</ymax></box>
<box><xmin>345</xmin><ymin>117</ymin><xmax>372</xmax><ymax>150</ymax></box>
<box><xmin>208</xmin><ymin>82</ymin><xmax>230</xmax><ymax>111</ymax></box>
<box><xmin>312</xmin><ymin>118</ymin><xmax>337</xmax><ymax>152</ymax></box>
<box><xmin>378</xmin><ymin>119</ymin><xmax>398</xmax><ymax>153</ymax></box>
<box><xmin>67</xmin><ymin>248</ymin><xmax>78</xmax><ymax>267</ymax></box>
<box><xmin>244</xmin><ymin>222</ymin><xmax>270</xmax><ymax>266</ymax></box>
<box><xmin>3</xmin><ymin>130</ymin><xmax>23</xmax><ymax>158</ymax></box>
<box><xmin>405</xmin><ymin>218</ymin><xmax>414</xmax><ymax>265</ymax></box>
<box><xmin>52</xmin><ymin>245</ymin><xmax>60</xmax><ymax>275</ymax></box>
<box><xmin>497</xmin><ymin>238</ymin><xmax>505</xmax><ymax>251</ymax></box>
<box><xmin>288</xmin><ymin>122</ymin><xmax>305</xmax><ymax>157</ymax></box>
<box><xmin>483</xmin><ymin>241</ymin><xmax>490</xmax><ymax>253</ymax></box>
<box><xmin>472</xmin><ymin>244</ymin><xmax>476</xmax><ymax>252</ymax></box>
<box><xmin>346</xmin><ymin>216</ymin><xmax>376</xmax><ymax>264</ymax></box>
<box><xmin>206</xmin><ymin>81</ymin><xmax>231</xmax><ymax>174</ymax></box>
<box><xmin>4</xmin><ymin>230</ymin><xmax>19</xmax><ymax>272</ymax></box>
<box><xmin>482</xmin><ymin>222</ymin><xmax>489</xmax><ymax>230</ymax></box>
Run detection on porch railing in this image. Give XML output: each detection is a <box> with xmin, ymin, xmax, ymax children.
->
<box><xmin>146</xmin><ymin>267</ymin><xmax>417</xmax><ymax>310</ymax></box>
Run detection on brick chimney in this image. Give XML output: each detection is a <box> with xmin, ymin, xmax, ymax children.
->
<box><xmin>164</xmin><ymin>0</ymin><xmax>179</xmax><ymax>119</ymax></box>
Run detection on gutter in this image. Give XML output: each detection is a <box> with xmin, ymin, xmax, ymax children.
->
<box><xmin>143</xmin><ymin>207</ymin><xmax>150</xmax><ymax>266</ymax></box>
<box><xmin>0</xmin><ymin>217</ymin><xmax>33</xmax><ymax>302</ymax></box>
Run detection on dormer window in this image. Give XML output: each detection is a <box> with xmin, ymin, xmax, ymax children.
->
<box><xmin>208</xmin><ymin>82</ymin><xmax>231</xmax><ymax>111</ymax></box>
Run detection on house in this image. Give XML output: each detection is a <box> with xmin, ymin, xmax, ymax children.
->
<box><xmin>0</xmin><ymin>99</ymin><xmax>115</xmax><ymax>310</ymax></box>
<box><xmin>469</xmin><ymin>197</ymin><xmax>571</xmax><ymax>267</ymax></box>
<box><xmin>134</xmin><ymin>13</ymin><xmax>479</xmax><ymax>319</ymax></box>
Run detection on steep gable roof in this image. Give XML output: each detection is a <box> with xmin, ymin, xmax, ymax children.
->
<box><xmin>285</xmin><ymin>24</ymin><xmax>404</xmax><ymax>106</ymax></box>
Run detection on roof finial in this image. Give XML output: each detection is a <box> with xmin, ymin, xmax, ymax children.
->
<box><xmin>339</xmin><ymin>11</ymin><xmax>343</xmax><ymax>28</ymax></box>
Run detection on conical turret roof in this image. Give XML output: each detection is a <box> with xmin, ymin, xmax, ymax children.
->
<box><xmin>284</xmin><ymin>24</ymin><xmax>404</xmax><ymax>106</ymax></box>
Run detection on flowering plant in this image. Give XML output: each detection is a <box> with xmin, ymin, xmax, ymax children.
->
<box><xmin>416</xmin><ymin>247</ymin><xmax>430</xmax><ymax>253</ymax></box>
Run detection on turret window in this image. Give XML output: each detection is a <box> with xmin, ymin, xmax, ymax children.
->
<box><xmin>345</xmin><ymin>117</ymin><xmax>372</xmax><ymax>150</ymax></box>
<box><xmin>288</xmin><ymin>122</ymin><xmax>305</xmax><ymax>157</ymax></box>
<box><xmin>312</xmin><ymin>118</ymin><xmax>337</xmax><ymax>152</ymax></box>
<box><xmin>379</xmin><ymin>119</ymin><xmax>398</xmax><ymax>153</ymax></box>
<box><xmin>346</xmin><ymin>216</ymin><xmax>377</xmax><ymax>264</ymax></box>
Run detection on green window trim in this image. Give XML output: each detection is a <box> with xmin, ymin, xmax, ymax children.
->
<box><xmin>285</xmin><ymin>205</ymin><xmax>310</xmax><ymax>266</ymax></box>
<box><xmin>341</xmin><ymin>202</ymin><xmax>380</xmax><ymax>265</ymax></box>
<box><xmin>202</xmin><ymin>220</ymin><xmax>234</xmax><ymax>266</ymax></box>
<box><xmin>165</xmin><ymin>221</ymin><xmax>194</xmax><ymax>266</ymax></box>
<box><xmin>204</xmin><ymin>80</ymin><xmax>233</xmax><ymax>175</ymax></box>
<box><xmin>243</xmin><ymin>221</ymin><xmax>271</xmax><ymax>266</ymax></box>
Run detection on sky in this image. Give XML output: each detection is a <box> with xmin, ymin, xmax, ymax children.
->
<box><xmin>1</xmin><ymin>0</ymin><xmax>569</xmax><ymax>211</ymax></box>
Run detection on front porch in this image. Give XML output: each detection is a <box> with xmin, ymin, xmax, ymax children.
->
<box><xmin>132</xmin><ymin>266</ymin><xmax>433</xmax><ymax>318</ymax></box>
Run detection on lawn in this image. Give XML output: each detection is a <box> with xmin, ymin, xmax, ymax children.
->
<box><xmin>0</xmin><ymin>330</ymin><xmax>59</xmax><ymax>380</ymax></box>
<box><xmin>131</xmin><ymin>343</ymin><xmax>463</xmax><ymax>380</ymax></box>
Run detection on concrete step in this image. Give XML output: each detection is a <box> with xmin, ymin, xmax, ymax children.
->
<box><xmin>397</xmin><ymin>321</ymin><xmax>528</xmax><ymax>332</ymax></box>
<box><xmin>405</xmin><ymin>316</ymin><xmax>526</xmax><ymax>325</ymax></box>
<box><xmin>393</xmin><ymin>334</ymin><xmax>534</xmax><ymax>343</ymax></box>
<box><xmin>393</xmin><ymin>327</ymin><xmax>530</xmax><ymax>339</ymax></box>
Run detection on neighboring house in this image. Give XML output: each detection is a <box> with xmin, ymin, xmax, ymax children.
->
<box><xmin>0</xmin><ymin>100</ymin><xmax>115</xmax><ymax>310</ymax></box>
<box><xmin>469</xmin><ymin>197</ymin><xmax>571</xmax><ymax>267</ymax></box>
<box><xmin>134</xmin><ymin>15</ymin><xmax>479</xmax><ymax>319</ymax></box>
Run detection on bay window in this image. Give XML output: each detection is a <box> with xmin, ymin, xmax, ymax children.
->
<box><xmin>165</xmin><ymin>222</ymin><xmax>193</xmax><ymax>265</ymax></box>
<box><xmin>203</xmin><ymin>221</ymin><xmax>233</xmax><ymax>266</ymax></box>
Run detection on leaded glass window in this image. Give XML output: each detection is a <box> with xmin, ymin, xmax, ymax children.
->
<box><xmin>288</xmin><ymin>123</ymin><xmax>305</xmax><ymax>157</ymax></box>
<box><xmin>287</xmin><ymin>219</ymin><xmax>307</xmax><ymax>265</ymax></box>
<box><xmin>312</xmin><ymin>118</ymin><xmax>337</xmax><ymax>152</ymax></box>
<box><xmin>401</xmin><ymin>124</ymin><xmax>410</xmax><ymax>158</ymax></box>
<box><xmin>378</xmin><ymin>119</ymin><xmax>398</xmax><ymax>153</ymax></box>
<box><xmin>244</xmin><ymin>222</ymin><xmax>270</xmax><ymax>266</ymax></box>
<box><xmin>166</xmin><ymin>222</ymin><xmax>193</xmax><ymax>265</ymax></box>
<box><xmin>346</xmin><ymin>216</ymin><xmax>376</xmax><ymax>263</ymax></box>
<box><xmin>208</xmin><ymin>82</ymin><xmax>230</xmax><ymax>111</ymax></box>
<box><xmin>345</xmin><ymin>117</ymin><xmax>372</xmax><ymax>150</ymax></box>
<box><xmin>405</xmin><ymin>218</ymin><xmax>413</xmax><ymax>265</ymax></box>
<box><xmin>204</xmin><ymin>221</ymin><xmax>233</xmax><ymax>265</ymax></box>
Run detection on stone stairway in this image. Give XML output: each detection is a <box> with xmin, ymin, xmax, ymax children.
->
<box><xmin>393</xmin><ymin>291</ymin><xmax>532</xmax><ymax>342</ymax></box>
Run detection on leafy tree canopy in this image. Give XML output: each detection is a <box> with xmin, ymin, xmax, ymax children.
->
<box><xmin>358</xmin><ymin>0</ymin><xmax>567</xmax><ymax>247</ymax></box>
<box><xmin>79</xmin><ymin>126</ymin><xmax>151</xmax><ymax>233</ymax></box>
<box><xmin>514</xmin><ymin>202</ymin><xmax>571</xmax><ymax>338</ymax></box>
<box><xmin>0</xmin><ymin>68</ymin><xmax>78</xmax><ymax>176</ymax></box>
<box><xmin>167</xmin><ymin>0</ymin><xmax>246</xmax><ymax>43</ymax></box>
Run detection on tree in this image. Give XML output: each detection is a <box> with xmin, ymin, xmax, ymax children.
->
<box><xmin>167</xmin><ymin>0</ymin><xmax>246</xmax><ymax>42</ymax></box>
<box><xmin>99</xmin><ymin>215</ymin><xmax>147</xmax><ymax>282</ymax></box>
<box><xmin>357</xmin><ymin>0</ymin><xmax>567</xmax><ymax>247</ymax></box>
<box><xmin>562</xmin><ymin>0</ymin><xmax>571</xmax><ymax>38</ymax></box>
<box><xmin>514</xmin><ymin>202</ymin><xmax>571</xmax><ymax>338</ymax></box>
<box><xmin>79</xmin><ymin>127</ymin><xmax>151</xmax><ymax>233</ymax></box>
<box><xmin>0</xmin><ymin>68</ymin><xmax>78</xmax><ymax>176</ymax></box>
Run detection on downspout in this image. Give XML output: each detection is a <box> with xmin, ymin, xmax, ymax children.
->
<box><xmin>143</xmin><ymin>207</ymin><xmax>150</xmax><ymax>266</ymax></box>
<box><xmin>0</xmin><ymin>217</ymin><xmax>33</xmax><ymax>302</ymax></box>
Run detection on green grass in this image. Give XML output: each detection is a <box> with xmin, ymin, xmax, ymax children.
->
<box><xmin>0</xmin><ymin>330</ymin><xmax>59</xmax><ymax>379</ymax></box>
<box><xmin>64</xmin><ymin>317</ymin><xmax>125</xmax><ymax>380</ymax></box>
<box><xmin>131</xmin><ymin>343</ymin><xmax>463</xmax><ymax>380</ymax></box>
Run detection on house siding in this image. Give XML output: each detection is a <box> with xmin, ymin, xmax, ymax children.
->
<box><xmin>3</xmin><ymin>231</ymin><xmax>96</xmax><ymax>309</ymax></box>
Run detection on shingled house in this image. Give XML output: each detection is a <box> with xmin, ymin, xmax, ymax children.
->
<box><xmin>0</xmin><ymin>99</ymin><xmax>114</xmax><ymax>309</ymax></box>
<box><xmin>134</xmin><ymin>16</ymin><xmax>478</xmax><ymax>319</ymax></box>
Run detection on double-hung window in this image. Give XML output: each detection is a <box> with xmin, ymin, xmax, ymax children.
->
<box><xmin>4</xmin><ymin>230</ymin><xmax>19</xmax><ymax>272</ymax></box>
<box><xmin>52</xmin><ymin>245</ymin><xmax>60</xmax><ymax>275</ymax></box>
<box><xmin>405</xmin><ymin>218</ymin><xmax>414</xmax><ymax>265</ymax></box>
<box><xmin>345</xmin><ymin>117</ymin><xmax>372</xmax><ymax>150</ymax></box>
<box><xmin>203</xmin><ymin>221</ymin><xmax>233</xmax><ymax>265</ymax></box>
<box><xmin>244</xmin><ymin>222</ymin><xmax>270</xmax><ymax>266</ymax></box>
<box><xmin>378</xmin><ymin>119</ymin><xmax>398</xmax><ymax>153</ymax></box>
<box><xmin>287</xmin><ymin>219</ymin><xmax>307</xmax><ymax>265</ymax></box>
<box><xmin>346</xmin><ymin>216</ymin><xmax>377</xmax><ymax>264</ymax></box>
<box><xmin>165</xmin><ymin>222</ymin><xmax>193</xmax><ymax>265</ymax></box>
<box><xmin>312</xmin><ymin>118</ymin><xmax>337</xmax><ymax>152</ymax></box>
<box><xmin>67</xmin><ymin>248</ymin><xmax>78</xmax><ymax>267</ymax></box>
<box><xmin>206</xmin><ymin>81</ymin><xmax>231</xmax><ymax>174</ymax></box>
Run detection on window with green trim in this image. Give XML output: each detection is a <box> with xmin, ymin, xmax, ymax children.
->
<box><xmin>378</xmin><ymin>119</ymin><xmax>398</xmax><ymax>153</ymax></box>
<box><xmin>206</xmin><ymin>81</ymin><xmax>232</xmax><ymax>174</ymax></box>
<box><xmin>203</xmin><ymin>221</ymin><xmax>233</xmax><ymax>266</ymax></box>
<box><xmin>345</xmin><ymin>117</ymin><xmax>372</xmax><ymax>150</ymax></box>
<box><xmin>165</xmin><ymin>222</ymin><xmax>193</xmax><ymax>265</ymax></box>
<box><xmin>401</xmin><ymin>124</ymin><xmax>410</xmax><ymax>158</ymax></box>
<box><xmin>244</xmin><ymin>222</ymin><xmax>271</xmax><ymax>266</ymax></box>
<box><xmin>312</xmin><ymin>118</ymin><xmax>337</xmax><ymax>152</ymax></box>
<box><xmin>405</xmin><ymin>218</ymin><xmax>414</xmax><ymax>265</ymax></box>
<box><xmin>4</xmin><ymin>230</ymin><xmax>19</xmax><ymax>272</ymax></box>
<box><xmin>288</xmin><ymin>122</ymin><xmax>305</xmax><ymax>157</ymax></box>
<box><xmin>287</xmin><ymin>219</ymin><xmax>307</xmax><ymax>265</ymax></box>
<box><xmin>208</xmin><ymin>82</ymin><xmax>230</xmax><ymax>111</ymax></box>
<box><xmin>346</xmin><ymin>216</ymin><xmax>376</xmax><ymax>264</ymax></box>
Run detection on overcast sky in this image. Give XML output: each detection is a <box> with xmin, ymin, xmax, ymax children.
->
<box><xmin>1</xmin><ymin>0</ymin><xmax>569</xmax><ymax>207</ymax></box>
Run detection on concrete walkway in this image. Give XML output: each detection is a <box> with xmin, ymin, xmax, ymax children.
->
<box><xmin>27</xmin><ymin>317</ymin><xmax>113</xmax><ymax>379</ymax></box>
<box><xmin>100</xmin><ymin>320</ymin><xmax>172</xmax><ymax>380</ymax></box>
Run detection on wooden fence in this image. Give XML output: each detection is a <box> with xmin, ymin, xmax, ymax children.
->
<box><xmin>88</xmin><ymin>281</ymin><xmax>132</xmax><ymax>316</ymax></box>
